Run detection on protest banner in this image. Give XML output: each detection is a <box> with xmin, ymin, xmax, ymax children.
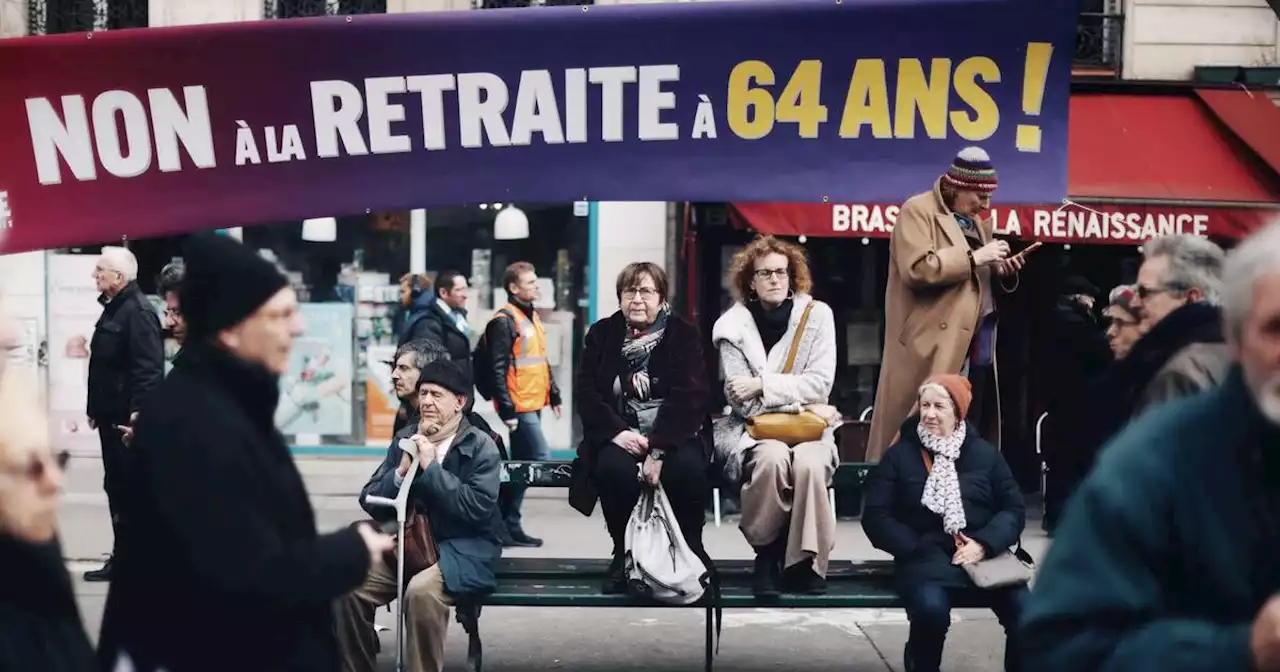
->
<box><xmin>0</xmin><ymin>0</ymin><xmax>1076</xmax><ymax>252</ymax></box>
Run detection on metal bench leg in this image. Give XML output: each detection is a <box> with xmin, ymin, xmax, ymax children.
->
<box><xmin>828</xmin><ymin>487</ymin><xmax>836</xmax><ymax>525</ymax></box>
<box><xmin>704</xmin><ymin>605</ymin><xmax>714</xmax><ymax>672</ymax></box>
<box><xmin>712</xmin><ymin>487</ymin><xmax>722</xmax><ymax>527</ymax></box>
<box><xmin>457</xmin><ymin>603</ymin><xmax>483</xmax><ymax>672</ymax></box>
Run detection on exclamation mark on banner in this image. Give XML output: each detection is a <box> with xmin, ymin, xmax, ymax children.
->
<box><xmin>1016</xmin><ymin>42</ymin><xmax>1053</xmax><ymax>153</ymax></box>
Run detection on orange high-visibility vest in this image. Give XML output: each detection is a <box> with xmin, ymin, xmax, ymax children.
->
<box><xmin>501</xmin><ymin>304</ymin><xmax>550</xmax><ymax>413</ymax></box>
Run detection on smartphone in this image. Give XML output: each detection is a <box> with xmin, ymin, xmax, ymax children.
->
<box><xmin>379</xmin><ymin>520</ymin><xmax>400</xmax><ymax>535</ymax></box>
<box><xmin>1015</xmin><ymin>241</ymin><xmax>1043</xmax><ymax>258</ymax></box>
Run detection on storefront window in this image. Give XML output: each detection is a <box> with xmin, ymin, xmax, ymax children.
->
<box><xmin>421</xmin><ymin>203</ymin><xmax>589</xmax><ymax>455</ymax></box>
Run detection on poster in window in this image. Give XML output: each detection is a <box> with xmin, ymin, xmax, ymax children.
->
<box><xmin>275</xmin><ymin>303</ymin><xmax>355</xmax><ymax>436</ymax></box>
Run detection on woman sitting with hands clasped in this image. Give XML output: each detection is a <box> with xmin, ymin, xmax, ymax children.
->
<box><xmin>863</xmin><ymin>374</ymin><xmax>1028</xmax><ymax>672</ymax></box>
<box><xmin>712</xmin><ymin>235</ymin><xmax>841</xmax><ymax>598</ymax></box>
<box><xmin>569</xmin><ymin>262</ymin><xmax>713</xmax><ymax>595</ymax></box>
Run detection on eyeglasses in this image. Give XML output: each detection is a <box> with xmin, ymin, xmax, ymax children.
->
<box><xmin>622</xmin><ymin>287</ymin><xmax>659</xmax><ymax>301</ymax></box>
<box><xmin>753</xmin><ymin>268</ymin><xmax>788</xmax><ymax>280</ymax></box>
<box><xmin>0</xmin><ymin>450</ymin><xmax>69</xmax><ymax>482</ymax></box>
<box><xmin>1135</xmin><ymin>284</ymin><xmax>1183</xmax><ymax>300</ymax></box>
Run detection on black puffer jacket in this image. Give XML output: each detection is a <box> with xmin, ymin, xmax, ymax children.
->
<box><xmin>863</xmin><ymin>417</ymin><xmax>1026</xmax><ymax>589</ymax></box>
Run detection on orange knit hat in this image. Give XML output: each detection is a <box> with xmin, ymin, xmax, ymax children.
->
<box><xmin>920</xmin><ymin>374</ymin><xmax>973</xmax><ymax>420</ymax></box>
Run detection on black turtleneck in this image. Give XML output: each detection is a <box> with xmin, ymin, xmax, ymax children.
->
<box><xmin>749</xmin><ymin>298</ymin><xmax>794</xmax><ymax>352</ymax></box>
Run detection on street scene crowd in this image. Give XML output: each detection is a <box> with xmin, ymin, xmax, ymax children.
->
<box><xmin>0</xmin><ymin>147</ymin><xmax>1279</xmax><ymax>672</ymax></box>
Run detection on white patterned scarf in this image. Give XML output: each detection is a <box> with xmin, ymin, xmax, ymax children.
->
<box><xmin>917</xmin><ymin>421</ymin><xmax>968</xmax><ymax>535</ymax></box>
<box><xmin>618</xmin><ymin>304</ymin><xmax>670</xmax><ymax>401</ymax></box>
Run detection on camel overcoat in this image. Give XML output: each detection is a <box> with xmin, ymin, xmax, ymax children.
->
<box><xmin>866</xmin><ymin>179</ymin><xmax>1007</xmax><ymax>462</ymax></box>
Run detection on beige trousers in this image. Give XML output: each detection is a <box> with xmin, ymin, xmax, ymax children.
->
<box><xmin>739</xmin><ymin>439</ymin><xmax>837</xmax><ymax>577</ymax></box>
<box><xmin>334</xmin><ymin>559</ymin><xmax>453</xmax><ymax>672</ymax></box>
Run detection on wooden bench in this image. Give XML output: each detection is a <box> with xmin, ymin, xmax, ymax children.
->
<box><xmin>442</xmin><ymin>460</ymin><xmax>992</xmax><ymax>672</ymax></box>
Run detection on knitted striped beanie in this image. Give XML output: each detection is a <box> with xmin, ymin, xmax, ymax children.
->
<box><xmin>941</xmin><ymin>146</ymin><xmax>998</xmax><ymax>193</ymax></box>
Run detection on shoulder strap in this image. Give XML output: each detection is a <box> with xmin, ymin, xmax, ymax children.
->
<box><xmin>781</xmin><ymin>302</ymin><xmax>816</xmax><ymax>374</ymax></box>
<box><xmin>920</xmin><ymin>448</ymin><xmax>933</xmax><ymax>473</ymax></box>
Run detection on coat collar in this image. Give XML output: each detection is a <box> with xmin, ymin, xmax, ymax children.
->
<box><xmin>174</xmin><ymin>342</ymin><xmax>282</xmax><ymax>430</ymax></box>
<box><xmin>930</xmin><ymin>178</ymin><xmax>992</xmax><ymax>248</ymax></box>
<box><xmin>712</xmin><ymin>294</ymin><xmax>814</xmax><ymax>374</ymax></box>
<box><xmin>98</xmin><ymin>281</ymin><xmax>140</xmax><ymax>312</ymax></box>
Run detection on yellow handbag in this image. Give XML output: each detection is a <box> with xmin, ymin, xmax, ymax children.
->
<box><xmin>745</xmin><ymin>303</ymin><xmax>828</xmax><ymax>446</ymax></box>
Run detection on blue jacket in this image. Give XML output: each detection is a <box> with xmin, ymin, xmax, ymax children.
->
<box><xmin>361</xmin><ymin>419</ymin><xmax>503</xmax><ymax>597</ymax></box>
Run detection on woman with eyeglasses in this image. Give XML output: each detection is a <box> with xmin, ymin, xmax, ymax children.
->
<box><xmin>570</xmin><ymin>262</ymin><xmax>714</xmax><ymax>594</ymax></box>
<box><xmin>712</xmin><ymin>235</ymin><xmax>841</xmax><ymax>597</ymax></box>
<box><xmin>1102</xmin><ymin>285</ymin><xmax>1143</xmax><ymax>360</ymax></box>
<box><xmin>0</xmin><ymin>363</ymin><xmax>95</xmax><ymax>671</ymax></box>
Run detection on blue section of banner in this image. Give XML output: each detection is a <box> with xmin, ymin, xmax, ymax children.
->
<box><xmin>0</xmin><ymin>0</ymin><xmax>1077</xmax><ymax>253</ymax></box>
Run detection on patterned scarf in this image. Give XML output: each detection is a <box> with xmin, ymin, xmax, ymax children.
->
<box><xmin>619</xmin><ymin>304</ymin><xmax>670</xmax><ymax>401</ymax></box>
<box><xmin>917</xmin><ymin>421</ymin><xmax>968</xmax><ymax>534</ymax></box>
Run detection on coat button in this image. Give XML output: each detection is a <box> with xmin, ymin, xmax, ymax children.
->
<box><xmin>940</xmin><ymin>322</ymin><xmax>948</xmax><ymax>330</ymax></box>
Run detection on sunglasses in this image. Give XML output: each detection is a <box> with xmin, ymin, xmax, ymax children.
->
<box><xmin>1135</xmin><ymin>284</ymin><xmax>1184</xmax><ymax>300</ymax></box>
<box><xmin>0</xmin><ymin>450</ymin><xmax>70</xmax><ymax>482</ymax></box>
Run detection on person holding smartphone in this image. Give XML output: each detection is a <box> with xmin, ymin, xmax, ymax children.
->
<box><xmin>868</xmin><ymin>147</ymin><xmax>1030</xmax><ymax>462</ymax></box>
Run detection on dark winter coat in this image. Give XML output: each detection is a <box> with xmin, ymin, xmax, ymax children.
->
<box><xmin>410</xmin><ymin>299</ymin><xmax>473</xmax><ymax>375</ymax></box>
<box><xmin>1021</xmin><ymin>367</ymin><xmax>1280</xmax><ymax>672</ymax></box>
<box><xmin>96</xmin><ymin>343</ymin><xmax>370</xmax><ymax>672</ymax></box>
<box><xmin>87</xmin><ymin>281</ymin><xmax>164</xmax><ymax>424</ymax></box>
<box><xmin>359</xmin><ymin>418</ymin><xmax>503</xmax><ymax>597</ymax></box>
<box><xmin>395</xmin><ymin>292</ymin><xmax>435</xmax><ymax>348</ymax></box>
<box><xmin>0</xmin><ymin>535</ymin><xmax>95</xmax><ymax>672</ymax></box>
<box><xmin>1076</xmin><ymin>301</ymin><xmax>1229</xmax><ymax>473</ymax></box>
<box><xmin>863</xmin><ymin>417</ymin><xmax>1026</xmax><ymax>589</ymax></box>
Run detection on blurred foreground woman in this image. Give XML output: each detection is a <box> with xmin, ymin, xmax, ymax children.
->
<box><xmin>0</xmin><ymin>326</ymin><xmax>95</xmax><ymax>671</ymax></box>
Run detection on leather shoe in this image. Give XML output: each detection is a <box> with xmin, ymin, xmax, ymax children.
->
<box><xmin>505</xmin><ymin>530</ymin><xmax>543</xmax><ymax>548</ymax></box>
<box><xmin>83</xmin><ymin>558</ymin><xmax>113</xmax><ymax>582</ymax></box>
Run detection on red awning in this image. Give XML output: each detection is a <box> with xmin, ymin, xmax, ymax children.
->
<box><xmin>733</xmin><ymin>91</ymin><xmax>1280</xmax><ymax>245</ymax></box>
<box><xmin>1195</xmin><ymin>88</ymin><xmax>1280</xmax><ymax>178</ymax></box>
<box><xmin>1071</xmin><ymin>92</ymin><xmax>1280</xmax><ymax>202</ymax></box>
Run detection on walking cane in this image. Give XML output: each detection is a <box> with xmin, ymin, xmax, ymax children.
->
<box><xmin>363</xmin><ymin>439</ymin><xmax>420</xmax><ymax>672</ymax></box>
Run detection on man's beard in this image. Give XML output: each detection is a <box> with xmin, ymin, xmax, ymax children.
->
<box><xmin>1247</xmin><ymin>369</ymin><xmax>1280</xmax><ymax>426</ymax></box>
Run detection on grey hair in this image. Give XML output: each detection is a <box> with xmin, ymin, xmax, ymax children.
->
<box><xmin>99</xmin><ymin>246</ymin><xmax>139</xmax><ymax>282</ymax></box>
<box><xmin>1222</xmin><ymin>219</ymin><xmax>1280</xmax><ymax>341</ymax></box>
<box><xmin>394</xmin><ymin>339</ymin><xmax>450</xmax><ymax>371</ymax></box>
<box><xmin>1142</xmin><ymin>234</ymin><xmax>1225</xmax><ymax>305</ymax></box>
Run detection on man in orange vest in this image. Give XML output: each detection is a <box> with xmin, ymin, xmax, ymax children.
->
<box><xmin>483</xmin><ymin>261</ymin><xmax>561</xmax><ymax>547</ymax></box>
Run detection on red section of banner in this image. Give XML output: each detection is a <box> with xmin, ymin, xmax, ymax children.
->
<box><xmin>730</xmin><ymin>201</ymin><xmax>1278</xmax><ymax>245</ymax></box>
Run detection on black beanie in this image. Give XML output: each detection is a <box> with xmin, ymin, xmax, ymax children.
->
<box><xmin>416</xmin><ymin>360</ymin><xmax>471</xmax><ymax>397</ymax></box>
<box><xmin>1059</xmin><ymin>275</ymin><xmax>1100</xmax><ymax>299</ymax></box>
<box><xmin>180</xmin><ymin>232</ymin><xmax>290</xmax><ymax>342</ymax></box>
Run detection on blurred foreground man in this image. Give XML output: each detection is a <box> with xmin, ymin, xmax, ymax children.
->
<box><xmin>97</xmin><ymin>233</ymin><xmax>393</xmax><ymax>672</ymax></box>
<box><xmin>1021</xmin><ymin>221</ymin><xmax>1280</xmax><ymax>672</ymax></box>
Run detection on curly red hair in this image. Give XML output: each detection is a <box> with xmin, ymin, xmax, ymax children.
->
<box><xmin>727</xmin><ymin>235</ymin><xmax>813</xmax><ymax>302</ymax></box>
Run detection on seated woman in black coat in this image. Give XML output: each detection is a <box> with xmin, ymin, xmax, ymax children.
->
<box><xmin>569</xmin><ymin>262</ymin><xmax>712</xmax><ymax>594</ymax></box>
<box><xmin>863</xmin><ymin>374</ymin><xmax>1028</xmax><ymax>672</ymax></box>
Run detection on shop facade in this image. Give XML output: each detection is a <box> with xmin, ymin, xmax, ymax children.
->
<box><xmin>0</xmin><ymin>0</ymin><xmax>673</xmax><ymax>458</ymax></box>
<box><xmin>698</xmin><ymin>83</ymin><xmax>1280</xmax><ymax>487</ymax></box>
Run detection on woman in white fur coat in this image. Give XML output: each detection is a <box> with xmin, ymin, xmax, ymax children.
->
<box><xmin>712</xmin><ymin>236</ymin><xmax>841</xmax><ymax>597</ymax></box>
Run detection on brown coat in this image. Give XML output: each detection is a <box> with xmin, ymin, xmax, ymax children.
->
<box><xmin>867</xmin><ymin>179</ymin><xmax>1003</xmax><ymax>462</ymax></box>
